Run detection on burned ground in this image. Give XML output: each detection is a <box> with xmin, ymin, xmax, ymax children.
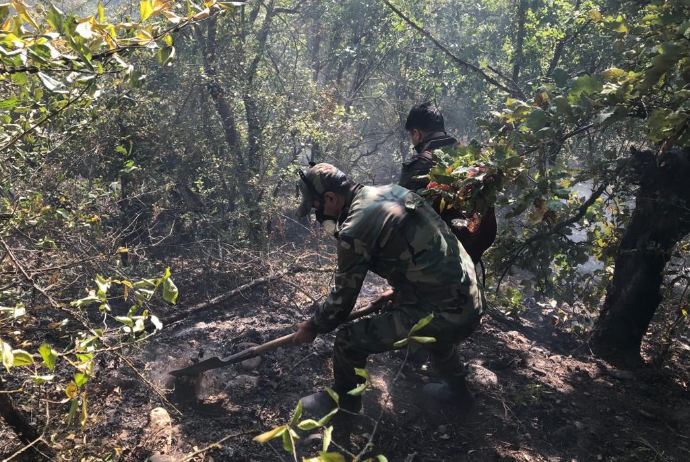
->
<box><xmin>1</xmin><ymin>247</ymin><xmax>689</xmax><ymax>462</ymax></box>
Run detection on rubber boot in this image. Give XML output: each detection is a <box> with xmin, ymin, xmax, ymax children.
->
<box><xmin>423</xmin><ymin>376</ymin><xmax>475</xmax><ymax>406</ymax></box>
<box><xmin>299</xmin><ymin>390</ymin><xmax>362</xmax><ymax>418</ymax></box>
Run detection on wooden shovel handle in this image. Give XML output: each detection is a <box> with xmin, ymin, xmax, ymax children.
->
<box><xmin>250</xmin><ymin>301</ymin><xmax>383</xmax><ymax>356</ymax></box>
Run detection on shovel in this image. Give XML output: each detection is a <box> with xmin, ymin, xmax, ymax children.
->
<box><xmin>168</xmin><ymin>301</ymin><xmax>384</xmax><ymax>377</ymax></box>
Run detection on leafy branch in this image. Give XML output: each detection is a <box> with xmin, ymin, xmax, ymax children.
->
<box><xmin>381</xmin><ymin>0</ymin><xmax>525</xmax><ymax>99</ymax></box>
<box><xmin>252</xmin><ymin>314</ymin><xmax>436</xmax><ymax>462</ymax></box>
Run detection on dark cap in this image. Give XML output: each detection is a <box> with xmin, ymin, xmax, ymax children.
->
<box><xmin>296</xmin><ymin>163</ymin><xmax>348</xmax><ymax>217</ymax></box>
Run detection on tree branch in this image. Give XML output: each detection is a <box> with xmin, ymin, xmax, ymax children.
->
<box><xmin>546</xmin><ymin>18</ymin><xmax>592</xmax><ymax>78</ymax></box>
<box><xmin>382</xmin><ymin>0</ymin><xmax>525</xmax><ymax>98</ymax></box>
<box><xmin>0</xmin><ymin>83</ymin><xmax>93</xmax><ymax>154</ymax></box>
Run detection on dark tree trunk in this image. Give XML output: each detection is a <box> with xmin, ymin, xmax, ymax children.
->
<box><xmin>590</xmin><ymin>147</ymin><xmax>690</xmax><ymax>365</ymax></box>
<box><xmin>512</xmin><ymin>0</ymin><xmax>528</xmax><ymax>83</ymax></box>
<box><xmin>196</xmin><ymin>20</ymin><xmax>242</xmax><ymax>165</ymax></box>
<box><xmin>0</xmin><ymin>381</ymin><xmax>55</xmax><ymax>460</ymax></box>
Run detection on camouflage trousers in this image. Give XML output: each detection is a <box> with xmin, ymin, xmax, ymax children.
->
<box><xmin>332</xmin><ymin>305</ymin><xmax>482</xmax><ymax>392</ymax></box>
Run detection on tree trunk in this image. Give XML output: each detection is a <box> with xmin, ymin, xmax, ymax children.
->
<box><xmin>590</xmin><ymin>147</ymin><xmax>690</xmax><ymax>365</ymax></box>
<box><xmin>512</xmin><ymin>0</ymin><xmax>528</xmax><ymax>83</ymax></box>
<box><xmin>196</xmin><ymin>20</ymin><xmax>242</xmax><ymax>166</ymax></box>
<box><xmin>0</xmin><ymin>381</ymin><xmax>55</xmax><ymax>460</ymax></box>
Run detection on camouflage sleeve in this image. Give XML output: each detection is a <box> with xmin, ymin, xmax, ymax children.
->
<box><xmin>310</xmin><ymin>234</ymin><xmax>371</xmax><ymax>333</ymax></box>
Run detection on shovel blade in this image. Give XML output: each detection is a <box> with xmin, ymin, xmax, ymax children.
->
<box><xmin>168</xmin><ymin>357</ymin><xmax>228</xmax><ymax>377</ymax></box>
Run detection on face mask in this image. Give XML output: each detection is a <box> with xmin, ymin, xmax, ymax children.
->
<box><xmin>315</xmin><ymin>206</ymin><xmax>338</xmax><ymax>225</ymax></box>
<box><xmin>315</xmin><ymin>206</ymin><xmax>339</xmax><ymax>239</ymax></box>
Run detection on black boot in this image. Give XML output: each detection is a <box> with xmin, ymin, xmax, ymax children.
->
<box><xmin>423</xmin><ymin>376</ymin><xmax>475</xmax><ymax>406</ymax></box>
<box><xmin>299</xmin><ymin>389</ymin><xmax>362</xmax><ymax>418</ymax></box>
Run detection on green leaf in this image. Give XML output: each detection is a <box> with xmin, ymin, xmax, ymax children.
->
<box><xmin>282</xmin><ymin>428</ymin><xmax>294</xmax><ymax>453</ymax></box>
<box><xmin>297</xmin><ymin>419</ymin><xmax>320</xmax><ymax>430</ymax></box>
<box><xmin>0</xmin><ymin>2</ymin><xmax>10</xmax><ymax>19</ymax></box>
<box><xmin>36</xmin><ymin>236</ymin><xmax>57</xmax><ymax>249</ymax></box>
<box><xmin>593</xmin><ymin>106</ymin><xmax>628</xmax><ymax>126</ymax></box>
<box><xmin>354</xmin><ymin>367</ymin><xmax>370</xmax><ymax>382</ymax></box>
<box><xmin>553</xmin><ymin>96</ymin><xmax>573</xmax><ymax>117</ymax></box>
<box><xmin>74</xmin><ymin>20</ymin><xmax>93</xmax><ymax>39</ymax></box>
<box><xmin>570</xmin><ymin>75</ymin><xmax>603</xmax><ymax>97</ymax></box>
<box><xmin>47</xmin><ymin>3</ymin><xmax>65</xmax><ymax>33</ymax></box>
<box><xmin>11</xmin><ymin>350</ymin><xmax>34</xmax><ymax>366</ymax></box>
<box><xmin>322</xmin><ymin>426</ymin><xmax>333</xmax><ymax>452</ymax></box>
<box><xmin>95</xmin><ymin>275</ymin><xmax>110</xmax><ymax>301</ymax></box>
<box><xmin>393</xmin><ymin>338</ymin><xmax>408</xmax><ymax>347</ymax></box>
<box><xmin>97</xmin><ymin>1</ymin><xmax>105</xmax><ymax>23</ymax></box>
<box><xmin>589</xmin><ymin>10</ymin><xmax>602</xmax><ymax>22</ymax></box>
<box><xmin>525</xmin><ymin>109</ymin><xmax>548</xmax><ymax>130</ymax></box>
<box><xmin>31</xmin><ymin>374</ymin><xmax>55</xmax><ymax>384</ymax></box>
<box><xmin>502</xmin><ymin>155</ymin><xmax>524</xmax><ymax>169</ymax></box>
<box><xmin>601</xmin><ymin>68</ymin><xmax>626</xmax><ymax>82</ymax></box>
<box><xmin>289</xmin><ymin>400</ymin><xmax>303</xmax><ymax>426</ymax></box>
<box><xmin>67</xmin><ymin>399</ymin><xmax>78</xmax><ymax>425</ymax></box>
<box><xmin>115</xmin><ymin>316</ymin><xmax>134</xmax><ymax>327</ymax></box>
<box><xmin>0</xmin><ymin>96</ymin><xmax>18</xmax><ymax>110</ymax></box>
<box><xmin>140</xmin><ymin>0</ymin><xmax>153</xmax><ymax>21</ymax></box>
<box><xmin>2</xmin><ymin>339</ymin><xmax>14</xmax><ymax>371</ymax></box>
<box><xmin>317</xmin><ymin>408</ymin><xmax>339</xmax><ymax>426</ymax></box>
<box><xmin>11</xmin><ymin>0</ymin><xmax>38</xmax><ymax>28</ymax></box>
<box><xmin>37</xmin><ymin>72</ymin><xmax>65</xmax><ymax>93</ymax></box>
<box><xmin>551</xmin><ymin>68</ymin><xmax>569</xmax><ymax>87</ymax></box>
<box><xmin>71</xmin><ymin>293</ymin><xmax>101</xmax><ymax>307</ymax></box>
<box><xmin>546</xmin><ymin>199</ymin><xmax>567</xmax><ymax>211</ymax></box>
<box><xmin>409</xmin><ymin>313</ymin><xmax>434</xmax><ymax>335</ymax></box>
<box><xmin>39</xmin><ymin>343</ymin><xmax>58</xmax><ymax>370</ymax></box>
<box><xmin>317</xmin><ymin>453</ymin><xmax>345</xmax><ymax>462</ymax></box>
<box><xmin>74</xmin><ymin>371</ymin><xmax>89</xmax><ymax>388</ymax></box>
<box><xmin>409</xmin><ymin>336</ymin><xmax>437</xmax><ymax>344</ymax></box>
<box><xmin>375</xmin><ymin>457</ymin><xmax>389</xmax><ymax>462</ymax></box>
<box><xmin>640</xmin><ymin>42</ymin><xmax>684</xmax><ymax>91</ymax></box>
<box><xmin>325</xmin><ymin>387</ymin><xmax>339</xmax><ymax>405</ymax></box>
<box><xmin>347</xmin><ymin>383</ymin><xmax>368</xmax><ymax>396</ymax></box>
<box><xmin>133</xmin><ymin>278</ymin><xmax>156</xmax><ymax>288</ymax></box>
<box><xmin>253</xmin><ymin>425</ymin><xmax>286</xmax><ymax>443</ymax></box>
<box><xmin>157</xmin><ymin>46</ymin><xmax>175</xmax><ymax>66</ymax></box>
<box><xmin>163</xmin><ymin>276</ymin><xmax>178</xmax><ymax>304</ymax></box>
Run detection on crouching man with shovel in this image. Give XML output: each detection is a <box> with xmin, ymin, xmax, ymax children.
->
<box><xmin>293</xmin><ymin>163</ymin><xmax>485</xmax><ymax>417</ymax></box>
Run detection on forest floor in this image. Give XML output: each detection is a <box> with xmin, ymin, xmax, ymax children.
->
<box><xmin>2</xmin><ymin>246</ymin><xmax>690</xmax><ymax>462</ymax></box>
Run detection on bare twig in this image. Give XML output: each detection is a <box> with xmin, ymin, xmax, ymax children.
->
<box><xmin>113</xmin><ymin>351</ymin><xmax>183</xmax><ymax>417</ymax></box>
<box><xmin>354</xmin><ymin>346</ymin><xmax>411</xmax><ymax>461</ymax></box>
<box><xmin>258</xmin><ymin>352</ymin><xmax>318</xmax><ymax>424</ymax></box>
<box><xmin>161</xmin><ymin>265</ymin><xmax>333</xmax><ymax>326</ymax></box>
<box><xmin>179</xmin><ymin>429</ymin><xmax>259</xmax><ymax>461</ymax></box>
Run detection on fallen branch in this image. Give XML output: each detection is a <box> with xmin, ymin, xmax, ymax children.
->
<box><xmin>161</xmin><ymin>265</ymin><xmax>333</xmax><ymax>326</ymax></box>
<box><xmin>179</xmin><ymin>429</ymin><xmax>259</xmax><ymax>461</ymax></box>
<box><xmin>0</xmin><ymin>384</ymin><xmax>54</xmax><ymax>461</ymax></box>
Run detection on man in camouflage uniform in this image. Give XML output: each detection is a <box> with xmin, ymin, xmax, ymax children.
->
<box><xmin>293</xmin><ymin>163</ymin><xmax>485</xmax><ymax>414</ymax></box>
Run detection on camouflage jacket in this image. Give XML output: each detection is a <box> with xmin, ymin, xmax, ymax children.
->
<box><xmin>310</xmin><ymin>185</ymin><xmax>484</xmax><ymax>333</ymax></box>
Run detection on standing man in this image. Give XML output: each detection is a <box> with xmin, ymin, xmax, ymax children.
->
<box><xmin>293</xmin><ymin>163</ymin><xmax>485</xmax><ymax>415</ymax></box>
<box><xmin>399</xmin><ymin>102</ymin><xmax>497</xmax><ymax>264</ymax></box>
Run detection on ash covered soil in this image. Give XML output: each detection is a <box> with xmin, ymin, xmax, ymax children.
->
<box><xmin>8</xmin><ymin>270</ymin><xmax>689</xmax><ymax>462</ymax></box>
